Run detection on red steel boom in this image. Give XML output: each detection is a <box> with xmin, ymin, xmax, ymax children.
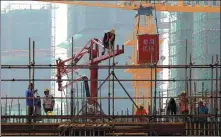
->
<box><xmin>56</xmin><ymin>38</ymin><xmax>124</xmax><ymax>105</ymax></box>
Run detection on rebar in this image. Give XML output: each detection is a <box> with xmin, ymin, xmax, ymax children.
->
<box><xmin>211</xmin><ymin>56</ymin><xmax>214</xmax><ymax>113</ymax></box>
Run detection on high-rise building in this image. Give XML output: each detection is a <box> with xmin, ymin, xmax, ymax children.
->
<box><xmin>1</xmin><ymin>3</ymin><xmax>53</xmax><ymax>115</ymax></box>
<box><xmin>168</xmin><ymin>11</ymin><xmax>220</xmax><ymax>96</ymax></box>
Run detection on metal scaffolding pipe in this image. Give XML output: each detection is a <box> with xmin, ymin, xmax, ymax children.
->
<box><xmin>2</xmin><ymin>64</ymin><xmax>221</xmax><ymax>69</ymax></box>
<box><xmin>1</xmin><ymin>114</ymin><xmax>221</xmax><ymax>119</ymax></box>
<box><xmin>1</xmin><ymin>96</ymin><xmax>220</xmax><ymax>100</ymax></box>
<box><xmin>1</xmin><ymin>78</ymin><xmax>219</xmax><ymax>82</ymax></box>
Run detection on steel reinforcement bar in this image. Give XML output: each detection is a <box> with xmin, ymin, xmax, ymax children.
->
<box><xmin>1</xmin><ymin>64</ymin><xmax>221</xmax><ymax>69</ymax></box>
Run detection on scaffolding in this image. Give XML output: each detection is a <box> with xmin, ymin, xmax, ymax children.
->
<box><xmin>1</xmin><ymin>36</ymin><xmax>221</xmax><ymax>135</ymax></box>
<box><xmin>1</xmin><ymin>1</ymin><xmax>221</xmax><ymax>136</ymax></box>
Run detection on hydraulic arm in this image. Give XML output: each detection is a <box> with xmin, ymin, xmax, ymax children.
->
<box><xmin>56</xmin><ymin>38</ymin><xmax>124</xmax><ymax>105</ymax></box>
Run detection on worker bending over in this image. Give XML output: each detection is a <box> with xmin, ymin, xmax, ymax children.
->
<box><xmin>43</xmin><ymin>88</ymin><xmax>55</xmax><ymax>115</ymax></box>
<box><xmin>135</xmin><ymin>104</ymin><xmax>148</xmax><ymax>122</ymax></box>
<box><xmin>101</xmin><ymin>28</ymin><xmax>115</xmax><ymax>55</ymax></box>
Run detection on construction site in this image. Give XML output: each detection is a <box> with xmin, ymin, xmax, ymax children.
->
<box><xmin>1</xmin><ymin>0</ymin><xmax>221</xmax><ymax>136</ymax></box>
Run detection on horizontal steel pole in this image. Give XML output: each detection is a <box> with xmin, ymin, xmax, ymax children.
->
<box><xmin>1</xmin><ymin>114</ymin><xmax>221</xmax><ymax>119</ymax></box>
<box><xmin>1</xmin><ymin>64</ymin><xmax>221</xmax><ymax>69</ymax></box>
<box><xmin>1</xmin><ymin>78</ymin><xmax>218</xmax><ymax>82</ymax></box>
<box><xmin>1</xmin><ymin>96</ymin><xmax>220</xmax><ymax>100</ymax></box>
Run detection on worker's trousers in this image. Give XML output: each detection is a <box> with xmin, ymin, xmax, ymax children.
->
<box><xmin>27</xmin><ymin>105</ymin><xmax>34</xmax><ymax>123</ymax></box>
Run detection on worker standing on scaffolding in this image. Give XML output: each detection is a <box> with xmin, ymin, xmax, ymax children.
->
<box><xmin>25</xmin><ymin>83</ymin><xmax>37</xmax><ymax>123</ymax></box>
<box><xmin>43</xmin><ymin>88</ymin><xmax>55</xmax><ymax>115</ymax></box>
<box><xmin>166</xmin><ymin>98</ymin><xmax>178</xmax><ymax>122</ymax></box>
<box><xmin>101</xmin><ymin>28</ymin><xmax>115</xmax><ymax>55</ymax></box>
<box><xmin>197</xmin><ymin>100</ymin><xmax>208</xmax><ymax>135</ymax></box>
<box><xmin>135</xmin><ymin>104</ymin><xmax>148</xmax><ymax>122</ymax></box>
<box><xmin>179</xmin><ymin>92</ymin><xmax>189</xmax><ymax>122</ymax></box>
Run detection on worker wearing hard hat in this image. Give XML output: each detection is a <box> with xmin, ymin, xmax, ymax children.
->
<box><xmin>101</xmin><ymin>28</ymin><xmax>116</xmax><ymax>55</ymax></box>
<box><xmin>43</xmin><ymin>88</ymin><xmax>55</xmax><ymax>115</ymax></box>
<box><xmin>135</xmin><ymin>104</ymin><xmax>148</xmax><ymax>122</ymax></box>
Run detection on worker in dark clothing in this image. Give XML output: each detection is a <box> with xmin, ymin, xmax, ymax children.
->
<box><xmin>101</xmin><ymin>28</ymin><xmax>115</xmax><ymax>55</ymax></box>
<box><xmin>167</xmin><ymin>98</ymin><xmax>177</xmax><ymax>115</ymax></box>
<box><xmin>167</xmin><ymin>98</ymin><xmax>177</xmax><ymax>122</ymax></box>
<box><xmin>25</xmin><ymin>83</ymin><xmax>37</xmax><ymax>123</ymax></box>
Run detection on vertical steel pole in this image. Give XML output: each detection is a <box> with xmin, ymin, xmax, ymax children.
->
<box><xmin>215</xmin><ymin>55</ymin><xmax>218</xmax><ymax>115</ymax></box>
<box><xmin>211</xmin><ymin>56</ymin><xmax>214</xmax><ymax>112</ymax></box>
<box><xmin>189</xmin><ymin>54</ymin><xmax>192</xmax><ymax>115</ymax></box>
<box><xmin>154</xmin><ymin>63</ymin><xmax>157</xmax><ymax>115</ymax></box>
<box><xmin>108</xmin><ymin>47</ymin><xmax>111</xmax><ymax>121</ymax></box>
<box><xmin>112</xmin><ymin>45</ymin><xmax>115</xmax><ymax>118</ymax></box>
<box><xmin>185</xmin><ymin>39</ymin><xmax>188</xmax><ymax>95</ymax></box>
<box><xmin>194</xmin><ymin>82</ymin><xmax>197</xmax><ymax>114</ymax></box>
<box><xmin>215</xmin><ymin>54</ymin><xmax>218</xmax><ymax>135</ymax></box>
<box><xmin>220</xmin><ymin>45</ymin><xmax>221</xmax><ymax>122</ymax></box>
<box><xmin>5</xmin><ymin>95</ymin><xmax>7</xmax><ymax>116</ymax></box>
<box><xmin>71</xmin><ymin>37</ymin><xmax>74</xmax><ymax>117</ymax></box>
<box><xmin>32</xmin><ymin>41</ymin><xmax>35</xmax><ymax>135</ymax></box>
<box><xmin>29</xmin><ymin>38</ymin><xmax>31</xmax><ymax>85</ymax></box>
<box><xmin>77</xmin><ymin>83</ymin><xmax>79</xmax><ymax>113</ymax></box>
<box><xmin>150</xmin><ymin>45</ymin><xmax>153</xmax><ymax>115</ymax></box>
<box><xmin>99</xmin><ymin>81</ymin><xmax>102</xmax><ymax>109</ymax></box>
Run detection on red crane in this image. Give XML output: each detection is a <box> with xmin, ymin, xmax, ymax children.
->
<box><xmin>56</xmin><ymin>38</ymin><xmax>124</xmax><ymax>106</ymax></box>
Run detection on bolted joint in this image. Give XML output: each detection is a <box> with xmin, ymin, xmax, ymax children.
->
<box><xmin>28</xmin><ymin>65</ymin><xmax>31</xmax><ymax>69</ymax></box>
<box><xmin>209</xmin><ymin>64</ymin><xmax>213</xmax><ymax>68</ymax></box>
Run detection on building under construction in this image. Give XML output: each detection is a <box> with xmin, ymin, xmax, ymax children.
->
<box><xmin>1</xmin><ymin>2</ymin><xmax>54</xmax><ymax>115</ymax></box>
<box><xmin>1</xmin><ymin>1</ymin><xmax>221</xmax><ymax>136</ymax></box>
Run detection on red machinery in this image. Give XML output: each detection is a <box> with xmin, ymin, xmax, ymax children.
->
<box><xmin>56</xmin><ymin>38</ymin><xmax>124</xmax><ymax>106</ymax></box>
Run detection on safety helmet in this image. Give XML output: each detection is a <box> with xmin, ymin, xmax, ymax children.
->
<box><xmin>44</xmin><ymin>88</ymin><xmax>49</xmax><ymax>92</ymax></box>
<box><xmin>110</xmin><ymin>28</ymin><xmax>115</xmax><ymax>34</ymax></box>
<box><xmin>180</xmin><ymin>91</ymin><xmax>186</xmax><ymax>96</ymax></box>
<box><xmin>139</xmin><ymin>103</ymin><xmax>144</xmax><ymax>108</ymax></box>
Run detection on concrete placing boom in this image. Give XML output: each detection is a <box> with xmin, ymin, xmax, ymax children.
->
<box><xmin>56</xmin><ymin>38</ymin><xmax>124</xmax><ymax>106</ymax></box>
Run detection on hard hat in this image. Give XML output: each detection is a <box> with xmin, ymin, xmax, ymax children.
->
<box><xmin>140</xmin><ymin>103</ymin><xmax>144</xmax><ymax>107</ymax></box>
<box><xmin>44</xmin><ymin>88</ymin><xmax>49</xmax><ymax>92</ymax></box>
<box><xmin>110</xmin><ymin>28</ymin><xmax>115</xmax><ymax>34</ymax></box>
<box><xmin>47</xmin><ymin>111</ymin><xmax>52</xmax><ymax>116</ymax></box>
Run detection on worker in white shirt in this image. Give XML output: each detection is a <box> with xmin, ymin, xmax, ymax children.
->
<box><xmin>43</xmin><ymin>88</ymin><xmax>55</xmax><ymax>115</ymax></box>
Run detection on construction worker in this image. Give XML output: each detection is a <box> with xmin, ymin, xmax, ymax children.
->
<box><xmin>135</xmin><ymin>104</ymin><xmax>148</xmax><ymax>122</ymax></box>
<box><xmin>101</xmin><ymin>28</ymin><xmax>116</xmax><ymax>55</ymax></box>
<box><xmin>43</xmin><ymin>88</ymin><xmax>55</xmax><ymax>115</ymax></box>
<box><xmin>167</xmin><ymin>98</ymin><xmax>178</xmax><ymax>122</ymax></box>
<box><xmin>179</xmin><ymin>92</ymin><xmax>189</xmax><ymax>122</ymax></box>
<box><xmin>197</xmin><ymin>100</ymin><xmax>208</xmax><ymax>135</ymax></box>
<box><xmin>25</xmin><ymin>83</ymin><xmax>37</xmax><ymax>123</ymax></box>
